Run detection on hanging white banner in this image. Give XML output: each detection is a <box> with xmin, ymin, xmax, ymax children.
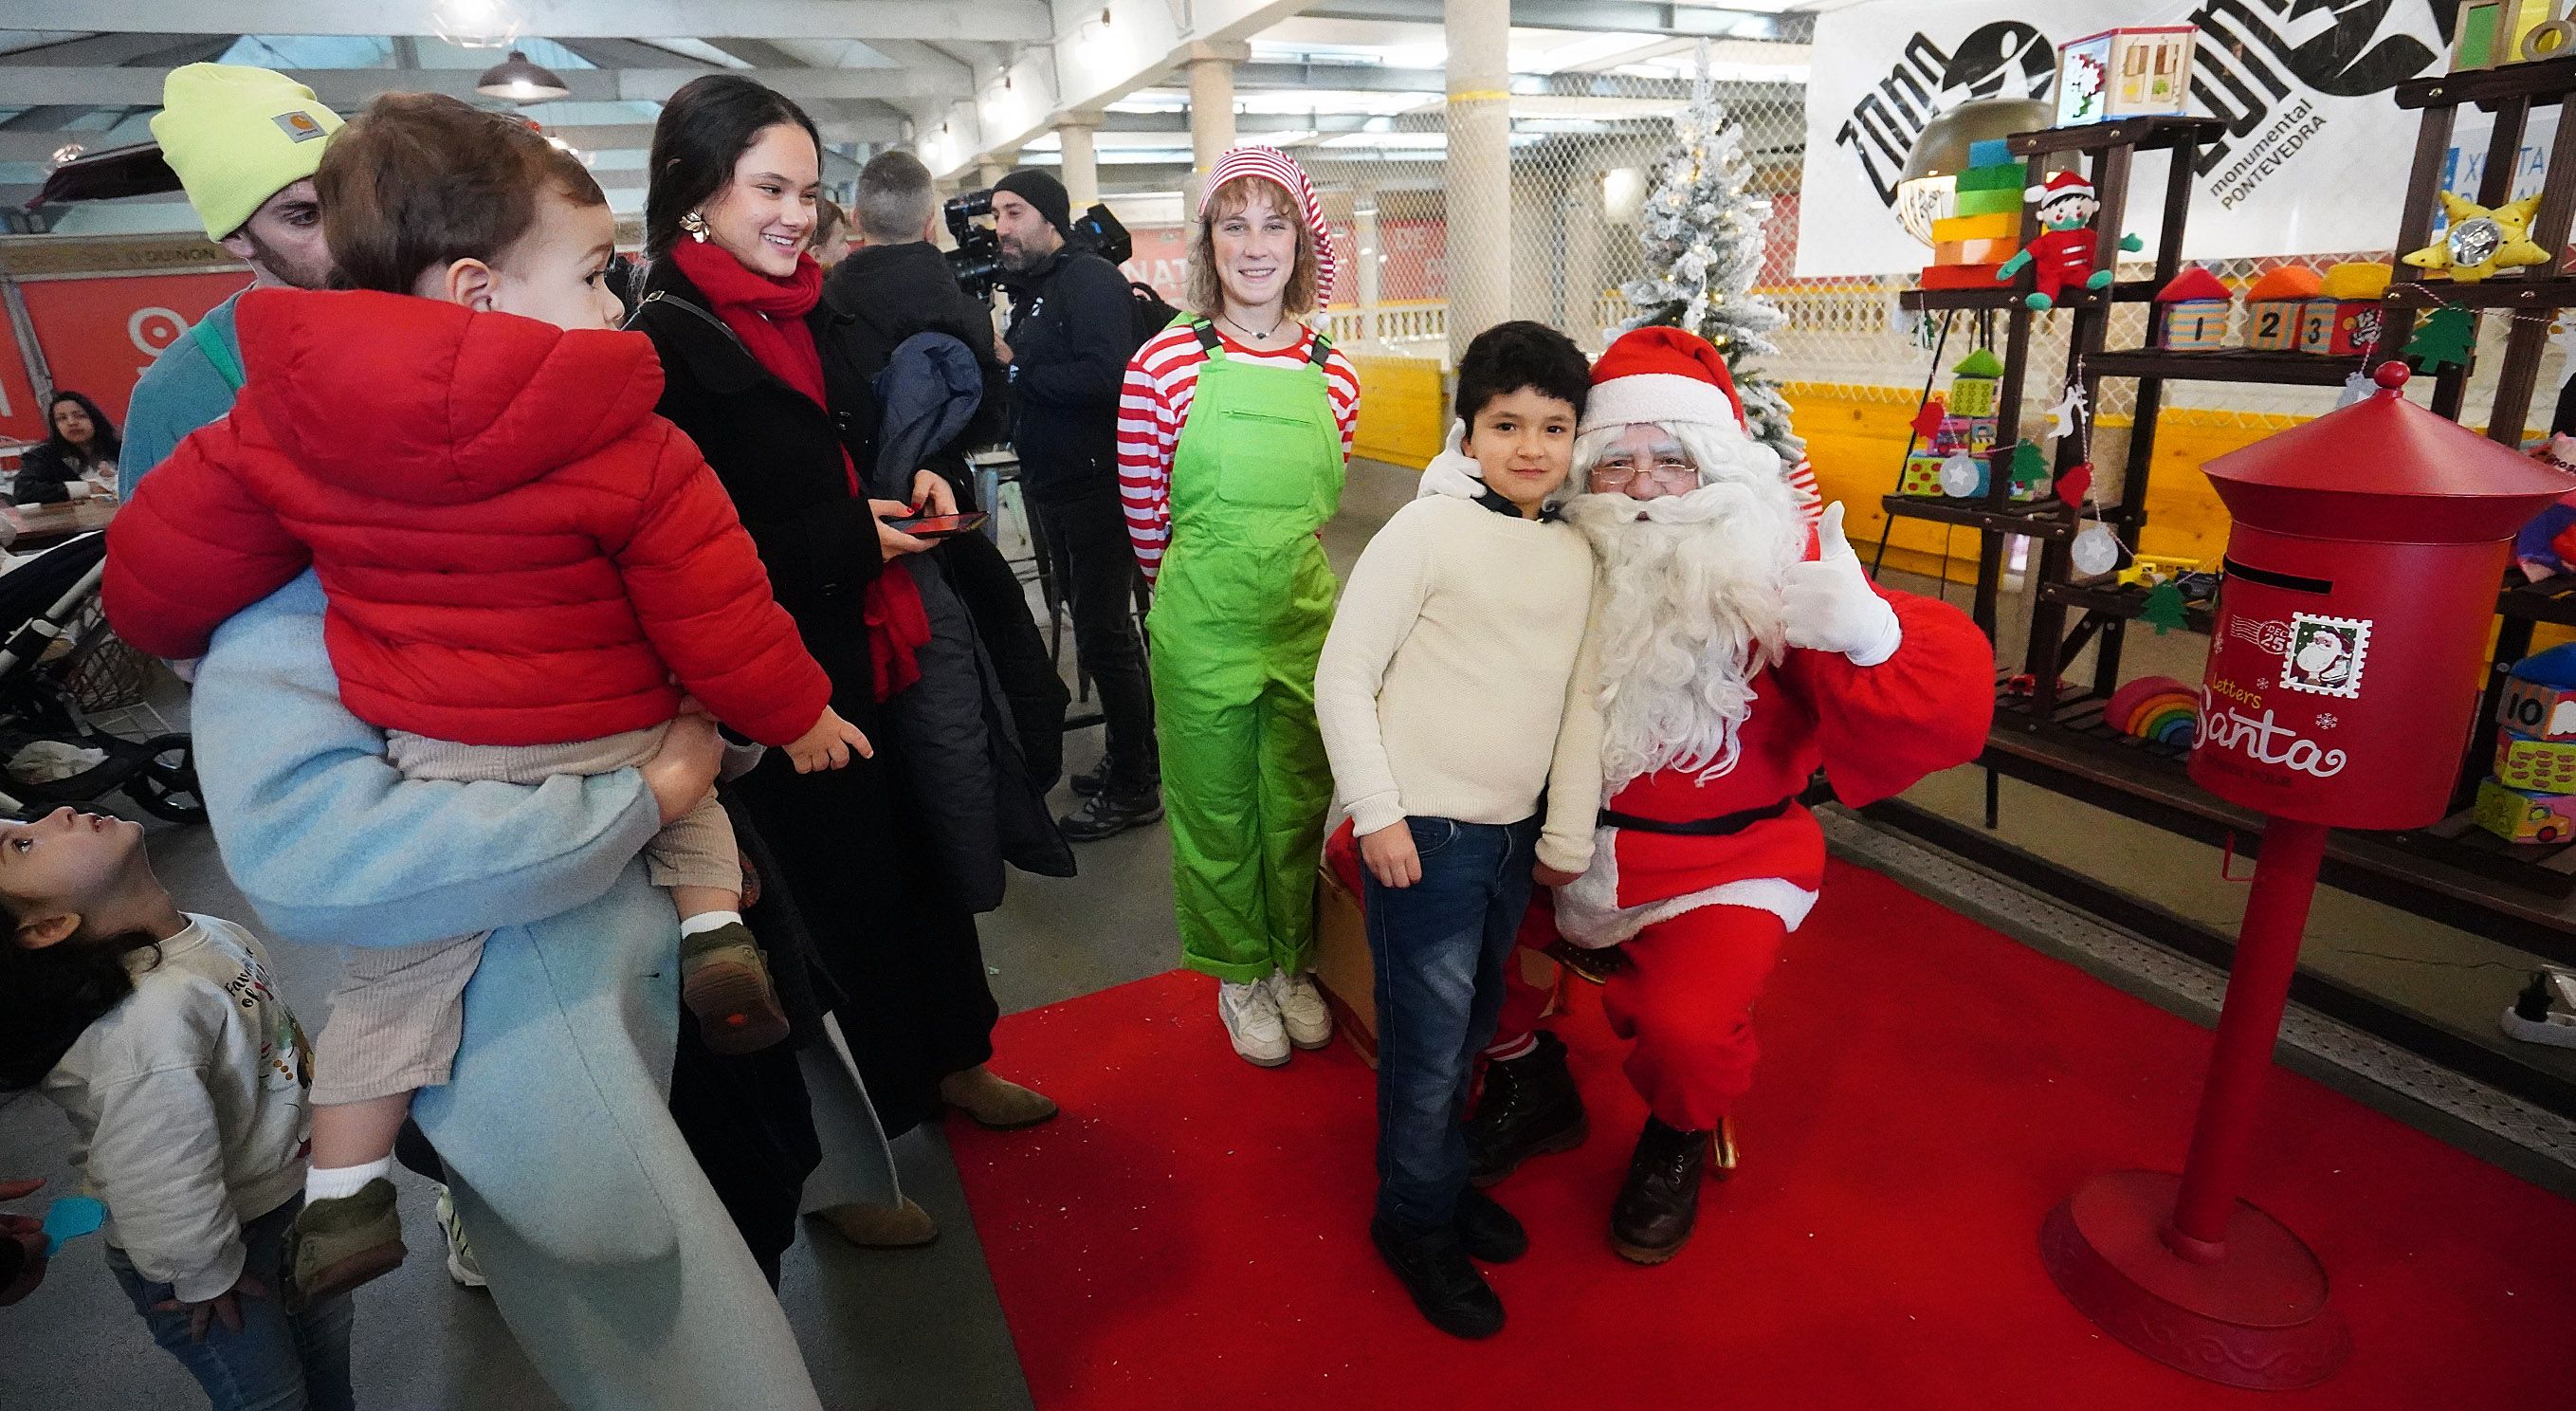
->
<box><xmin>1793</xmin><ymin>0</ymin><xmax>2451</xmax><ymax>279</ymax></box>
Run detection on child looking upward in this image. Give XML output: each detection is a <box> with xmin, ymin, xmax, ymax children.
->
<box><xmin>103</xmin><ymin>93</ymin><xmax>866</xmax><ymax>1306</ymax></box>
<box><xmin>1313</xmin><ymin>321</ymin><xmax>1603</xmax><ymax>1340</ymax></box>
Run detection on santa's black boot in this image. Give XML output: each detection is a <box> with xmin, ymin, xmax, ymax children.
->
<box><xmin>1610</xmin><ymin>1116</ymin><xmax>1712</xmax><ymax>1265</ymax></box>
<box><xmin>1465</xmin><ymin>1031</ymin><xmax>1587</xmax><ymax>1188</ymax></box>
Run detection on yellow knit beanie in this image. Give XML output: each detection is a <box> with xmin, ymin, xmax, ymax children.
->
<box><xmin>149</xmin><ymin>64</ymin><xmax>344</xmax><ymax>242</ymax></box>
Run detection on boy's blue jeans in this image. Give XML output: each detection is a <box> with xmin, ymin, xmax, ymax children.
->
<box><xmin>1363</xmin><ymin>814</ymin><xmax>1541</xmax><ymax>1234</ymax></box>
<box><xmin>107</xmin><ymin>1195</ymin><xmax>356</xmax><ymax>1411</ymax></box>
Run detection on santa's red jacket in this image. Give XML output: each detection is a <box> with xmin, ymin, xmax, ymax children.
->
<box><xmin>104</xmin><ymin>288</ymin><xmax>831</xmax><ymax>748</ymax></box>
<box><xmin>1554</xmin><ymin>585</ymin><xmax>1993</xmax><ymax>945</ymax></box>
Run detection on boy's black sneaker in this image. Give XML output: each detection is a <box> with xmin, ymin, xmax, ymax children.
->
<box><xmin>1058</xmin><ymin>786</ymin><xmax>1163</xmax><ymax>842</ymax></box>
<box><xmin>1610</xmin><ymin>1116</ymin><xmax>1711</xmax><ymax>1265</ymax></box>
<box><xmin>1371</xmin><ymin>1218</ymin><xmax>1505</xmax><ymax>1340</ymax></box>
<box><xmin>1069</xmin><ymin>762</ymin><xmax>1111</xmax><ymax>798</ymax></box>
<box><xmin>1453</xmin><ymin>1187</ymin><xmax>1527</xmax><ymax>1263</ymax></box>
<box><xmin>1466</xmin><ymin>1031</ymin><xmax>1587</xmax><ymax>1186</ymax></box>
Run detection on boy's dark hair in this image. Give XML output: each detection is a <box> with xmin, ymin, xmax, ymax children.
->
<box><xmin>317</xmin><ymin>93</ymin><xmax>606</xmax><ymax>295</ymax></box>
<box><xmin>0</xmin><ymin>892</ymin><xmax>160</xmax><ymax>1090</ymax></box>
<box><xmin>1454</xmin><ymin>321</ymin><xmax>1591</xmax><ymax>431</ymax></box>
<box><xmin>646</xmin><ymin>75</ymin><xmax>823</xmax><ymax>257</ymax></box>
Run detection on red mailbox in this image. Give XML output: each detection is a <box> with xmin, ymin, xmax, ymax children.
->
<box><xmin>2191</xmin><ymin>362</ymin><xmax>2572</xmax><ymax>827</ymax></box>
<box><xmin>2044</xmin><ymin>362</ymin><xmax>2569</xmax><ymax>1391</ymax></box>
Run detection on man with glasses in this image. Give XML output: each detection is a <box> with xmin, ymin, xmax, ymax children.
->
<box><xmin>1464</xmin><ymin>327</ymin><xmax>1993</xmax><ymax>1266</ymax></box>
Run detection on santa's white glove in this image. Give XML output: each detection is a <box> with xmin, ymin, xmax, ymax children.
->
<box><xmin>1781</xmin><ymin>503</ymin><xmax>1903</xmax><ymax>667</ymax></box>
<box><xmin>1414</xmin><ymin>418</ymin><xmax>1487</xmax><ymax>501</ymax></box>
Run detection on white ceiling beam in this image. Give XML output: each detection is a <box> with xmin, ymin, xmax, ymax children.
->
<box><xmin>0</xmin><ymin>65</ymin><xmax>965</xmax><ymax>106</ymax></box>
<box><xmin>0</xmin><ymin>1</ymin><xmax>1053</xmax><ymax>43</ymax></box>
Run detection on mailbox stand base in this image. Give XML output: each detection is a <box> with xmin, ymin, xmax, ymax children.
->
<box><xmin>2043</xmin><ymin>1170</ymin><xmax>2348</xmax><ymax>1390</ymax></box>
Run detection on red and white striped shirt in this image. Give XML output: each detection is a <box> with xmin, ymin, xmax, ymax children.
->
<box><xmin>1116</xmin><ymin>322</ymin><xmax>1361</xmax><ymax>583</ymax></box>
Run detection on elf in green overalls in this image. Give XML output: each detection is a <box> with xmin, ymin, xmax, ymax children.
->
<box><xmin>1121</xmin><ymin>147</ymin><xmax>1358</xmax><ymax>1066</ymax></box>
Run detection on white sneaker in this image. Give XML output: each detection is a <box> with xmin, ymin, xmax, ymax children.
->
<box><xmin>433</xmin><ymin>1183</ymin><xmax>486</xmax><ymax>1289</ymax></box>
<box><xmin>1217</xmin><ymin>979</ymin><xmax>1290</xmax><ymax>1067</ymax></box>
<box><xmin>1268</xmin><ymin>970</ymin><xmax>1333</xmax><ymax>1050</ymax></box>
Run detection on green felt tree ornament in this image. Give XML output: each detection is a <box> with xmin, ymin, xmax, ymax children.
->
<box><xmin>2140</xmin><ymin>580</ymin><xmax>2189</xmax><ymax>635</ymax></box>
<box><xmin>2008</xmin><ymin>439</ymin><xmax>2051</xmax><ymax>487</ymax></box>
<box><xmin>2403</xmin><ymin>305</ymin><xmax>2476</xmax><ymax>372</ymax></box>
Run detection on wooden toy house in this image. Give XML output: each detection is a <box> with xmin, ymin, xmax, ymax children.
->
<box><xmin>2299</xmin><ymin>261</ymin><xmax>2392</xmax><ymax>357</ymax></box>
<box><xmin>2452</xmin><ymin>0</ymin><xmax>2571</xmax><ymax>70</ymax></box>
<box><xmin>2244</xmin><ymin>266</ymin><xmax>2323</xmax><ymax>351</ymax></box>
<box><xmin>2055</xmin><ymin>27</ymin><xmax>2198</xmax><ymax>125</ymax></box>
<box><xmin>2155</xmin><ymin>266</ymin><xmax>2232</xmax><ymax>351</ymax></box>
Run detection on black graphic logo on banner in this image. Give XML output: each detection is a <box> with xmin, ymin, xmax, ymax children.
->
<box><xmin>1834</xmin><ymin>3</ymin><xmax>2439</xmax><ymax>211</ymax></box>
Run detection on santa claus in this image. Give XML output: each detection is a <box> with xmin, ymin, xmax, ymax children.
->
<box><xmin>1470</xmin><ymin>326</ymin><xmax>1993</xmax><ymax>1264</ymax></box>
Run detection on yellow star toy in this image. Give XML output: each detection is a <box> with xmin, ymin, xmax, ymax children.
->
<box><xmin>2403</xmin><ymin>191</ymin><xmax>2550</xmax><ymax>283</ymax></box>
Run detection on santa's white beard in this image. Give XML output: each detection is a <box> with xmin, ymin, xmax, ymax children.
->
<box><xmin>1564</xmin><ymin>432</ymin><xmax>1806</xmax><ymax>792</ymax></box>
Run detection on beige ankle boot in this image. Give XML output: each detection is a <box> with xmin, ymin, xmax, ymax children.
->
<box><xmin>817</xmin><ymin>1198</ymin><xmax>938</xmax><ymax>1249</ymax></box>
<box><xmin>939</xmin><ymin>1065</ymin><xmax>1059</xmax><ymax>1129</ymax></box>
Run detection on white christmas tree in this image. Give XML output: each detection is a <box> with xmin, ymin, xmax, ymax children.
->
<box><xmin>1618</xmin><ymin>43</ymin><xmax>1802</xmax><ymax>463</ymax></box>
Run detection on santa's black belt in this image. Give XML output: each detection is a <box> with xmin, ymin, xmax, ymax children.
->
<box><xmin>1596</xmin><ymin>797</ymin><xmax>1793</xmax><ymax>836</ymax></box>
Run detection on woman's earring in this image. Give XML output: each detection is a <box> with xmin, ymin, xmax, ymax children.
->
<box><xmin>680</xmin><ymin>211</ymin><xmax>709</xmax><ymax>243</ymax></box>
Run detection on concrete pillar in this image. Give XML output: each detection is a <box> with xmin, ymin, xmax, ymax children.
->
<box><xmin>1184</xmin><ymin>46</ymin><xmax>1244</xmax><ymax>214</ymax></box>
<box><xmin>1058</xmin><ymin>117</ymin><xmax>1101</xmax><ymax>210</ymax></box>
<box><xmin>1353</xmin><ymin>196</ymin><xmax>1382</xmax><ymax>343</ymax></box>
<box><xmin>1445</xmin><ymin>0</ymin><xmax>1510</xmax><ymax>365</ymax></box>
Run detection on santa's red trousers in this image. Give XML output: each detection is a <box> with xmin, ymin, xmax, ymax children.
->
<box><xmin>1492</xmin><ymin>893</ymin><xmax>1789</xmax><ymax>1132</ymax></box>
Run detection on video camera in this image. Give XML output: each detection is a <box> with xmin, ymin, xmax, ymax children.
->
<box><xmin>942</xmin><ymin>188</ymin><xmax>1137</xmax><ymax>301</ymax></box>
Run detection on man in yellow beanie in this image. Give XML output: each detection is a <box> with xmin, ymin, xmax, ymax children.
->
<box><xmin>119</xmin><ymin>64</ymin><xmax>341</xmax><ymax>497</ymax></box>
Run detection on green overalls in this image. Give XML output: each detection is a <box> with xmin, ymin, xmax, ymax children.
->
<box><xmin>1149</xmin><ymin>321</ymin><xmax>1346</xmax><ymax>982</ymax></box>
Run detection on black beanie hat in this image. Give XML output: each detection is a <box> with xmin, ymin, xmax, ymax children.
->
<box><xmin>994</xmin><ymin>169</ymin><xmax>1071</xmax><ymax>233</ymax></box>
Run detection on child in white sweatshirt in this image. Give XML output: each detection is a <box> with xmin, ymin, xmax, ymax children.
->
<box><xmin>1313</xmin><ymin>321</ymin><xmax>1602</xmax><ymax>1341</ymax></box>
<box><xmin>0</xmin><ymin>806</ymin><xmax>348</xmax><ymax>1411</ymax></box>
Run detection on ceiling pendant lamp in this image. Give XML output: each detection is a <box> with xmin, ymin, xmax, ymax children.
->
<box><xmin>476</xmin><ymin>50</ymin><xmax>570</xmax><ymax>103</ymax></box>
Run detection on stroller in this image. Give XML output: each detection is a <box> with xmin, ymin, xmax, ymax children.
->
<box><xmin>0</xmin><ymin>531</ymin><xmax>203</xmax><ymax>824</ymax></box>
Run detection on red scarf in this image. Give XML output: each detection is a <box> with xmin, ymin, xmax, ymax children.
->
<box><xmin>667</xmin><ymin>238</ymin><xmax>927</xmax><ymax>699</ymax></box>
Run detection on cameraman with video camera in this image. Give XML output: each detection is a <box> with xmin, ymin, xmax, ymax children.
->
<box><xmin>992</xmin><ymin>169</ymin><xmax>1162</xmax><ymax>842</ymax></box>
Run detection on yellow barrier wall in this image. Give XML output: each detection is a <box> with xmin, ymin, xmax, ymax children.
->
<box><xmin>1350</xmin><ymin>355</ymin><xmax>1448</xmax><ymax>468</ymax></box>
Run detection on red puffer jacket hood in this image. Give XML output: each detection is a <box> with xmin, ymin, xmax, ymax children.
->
<box><xmin>236</xmin><ymin>287</ymin><xmax>667</xmax><ymax>506</ymax></box>
<box><xmin>103</xmin><ymin>287</ymin><xmax>834</xmax><ymax>749</ymax></box>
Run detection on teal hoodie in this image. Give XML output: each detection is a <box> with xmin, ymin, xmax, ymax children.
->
<box><xmin>120</xmin><ymin>288</ymin><xmax>246</xmax><ymax>499</ymax></box>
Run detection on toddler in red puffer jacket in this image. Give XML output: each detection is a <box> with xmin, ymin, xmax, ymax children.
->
<box><xmin>103</xmin><ymin>95</ymin><xmax>866</xmax><ymax>1307</ymax></box>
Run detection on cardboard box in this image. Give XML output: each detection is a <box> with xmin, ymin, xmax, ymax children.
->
<box><xmin>1951</xmin><ymin>185</ymin><xmax>2023</xmax><ymax>217</ymax></box>
<box><xmin>1311</xmin><ymin>866</ymin><xmax>1379</xmax><ymax>1064</ymax></box>
<box><xmin>1934</xmin><ymin>236</ymin><xmax>2019</xmax><ymax>266</ymax></box>
<box><xmin>1955</xmin><ymin>161</ymin><xmax>2027</xmax><ymax>192</ymax></box>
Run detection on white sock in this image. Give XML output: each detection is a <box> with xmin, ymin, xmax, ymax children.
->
<box><xmin>678</xmin><ymin>910</ymin><xmax>742</xmax><ymax>937</ymax></box>
<box><xmin>306</xmin><ymin>1157</ymin><xmax>392</xmax><ymax>1202</ymax></box>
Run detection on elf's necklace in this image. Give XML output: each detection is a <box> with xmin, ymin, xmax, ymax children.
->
<box><xmin>1222</xmin><ymin>309</ymin><xmax>1290</xmax><ymax>345</ymax></box>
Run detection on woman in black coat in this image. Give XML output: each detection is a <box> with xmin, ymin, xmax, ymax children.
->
<box><xmin>14</xmin><ymin>391</ymin><xmax>119</xmax><ymax>504</ymax></box>
<box><xmin>630</xmin><ymin>78</ymin><xmax>1054</xmax><ymax>1245</ymax></box>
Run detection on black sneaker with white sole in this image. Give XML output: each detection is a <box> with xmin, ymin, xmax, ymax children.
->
<box><xmin>1058</xmin><ymin>786</ymin><xmax>1163</xmax><ymax>842</ymax></box>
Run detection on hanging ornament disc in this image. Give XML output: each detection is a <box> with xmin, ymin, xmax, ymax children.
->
<box><xmin>2072</xmin><ymin>522</ymin><xmax>2120</xmax><ymax>577</ymax></box>
<box><xmin>1938</xmin><ymin>452</ymin><xmax>1983</xmax><ymax>497</ymax></box>
<box><xmin>2447</xmin><ymin>216</ymin><xmax>2502</xmax><ymax>270</ymax></box>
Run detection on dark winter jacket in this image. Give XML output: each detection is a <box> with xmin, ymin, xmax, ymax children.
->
<box><xmin>820</xmin><ymin>241</ymin><xmax>1005</xmax><ymax>491</ymax></box>
<box><xmin>870</xmin><ymin>333</ymin><xmax>983</xmax><ymax>502</ymax></box>
<box><xmin>998</xmin><ymin>244</ymin><xmax>1133</xmax><ymax>505</ymax></box>
<box><xmin>12</xmin><ymin>441</ymin><xmax>107</xmax><ymax>505</ymax></box>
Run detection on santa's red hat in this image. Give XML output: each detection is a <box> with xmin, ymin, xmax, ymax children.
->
<box><xmin>2029</xmin><ymin>169</ymin><xmax>2096</xmax><ymax>206</ymax></box>
<box><xmin>1581</xmin><ymin>325</ymin><xmax>1747</xmax><ymax>435</ymax></box>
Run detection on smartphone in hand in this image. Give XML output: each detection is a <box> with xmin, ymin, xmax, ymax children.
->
<box><xmin>887</xmin><ymin>511</ymin><xmax>990</xmax><ymax>540</ymax></box>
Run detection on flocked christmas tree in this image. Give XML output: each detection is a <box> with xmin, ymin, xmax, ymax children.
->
<box><xmin>1619</xmin><ymin>41</ymin><xmax>1803</xmax><ymax>464</ymax></box>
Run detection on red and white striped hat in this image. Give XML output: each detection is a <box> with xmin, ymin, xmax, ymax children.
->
<box><xmin>1199</xmin><ymin>145</ymin><xmax>1339</xmax><ymax>303</ymax></box>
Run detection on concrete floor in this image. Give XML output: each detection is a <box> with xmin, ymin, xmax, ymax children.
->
<box><xmin>2</xmin><ymin>460</ymin><xmax>2562</xmax><ymax>1407</ymax></box>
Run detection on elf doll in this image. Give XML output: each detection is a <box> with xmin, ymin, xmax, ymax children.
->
<box><xmin>1995</xmin><ymin>171</ymin><xmax>2142</xmax><ymax>311</ymax></box>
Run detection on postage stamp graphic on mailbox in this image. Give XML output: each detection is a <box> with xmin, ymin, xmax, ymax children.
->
<box><xmin>2280</xmin><ymin>613</ymin><xmax>2369</xmax><ymax>699</ymax></box>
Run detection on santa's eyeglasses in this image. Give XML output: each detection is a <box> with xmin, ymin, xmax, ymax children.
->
<box><xmin>1590</xmin><ymin>459</ymin><xmax>1698</xmax><ymax>487</ymax></box>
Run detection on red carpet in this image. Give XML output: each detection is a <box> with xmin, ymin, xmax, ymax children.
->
<box><xmin>949</xmin><ymin>861</ymin><xmax>2576</xmax><ymax>1409</ymax></box>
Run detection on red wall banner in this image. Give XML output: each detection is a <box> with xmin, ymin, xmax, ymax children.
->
<box><xmin>15</xmin><ymin>270</ymin><xmax>250</xmax><ymax>429</ymax></box>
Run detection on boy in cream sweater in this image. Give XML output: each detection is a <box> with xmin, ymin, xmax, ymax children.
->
<box><xmin>1314</xmin><ymin>321</ymin><xmax>1602</xmax><ymax>1340</ymax></box>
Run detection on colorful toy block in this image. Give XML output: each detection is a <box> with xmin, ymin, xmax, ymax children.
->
<box><xmin>2476</xmin><ymin>777</ymin><xmax>2576</xmax><ymax>844</ymax></box>
<box><xmin>2498</xmin><ymin>728</ymin><xmax>2576</xmax><ymax>793</ymax></box>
